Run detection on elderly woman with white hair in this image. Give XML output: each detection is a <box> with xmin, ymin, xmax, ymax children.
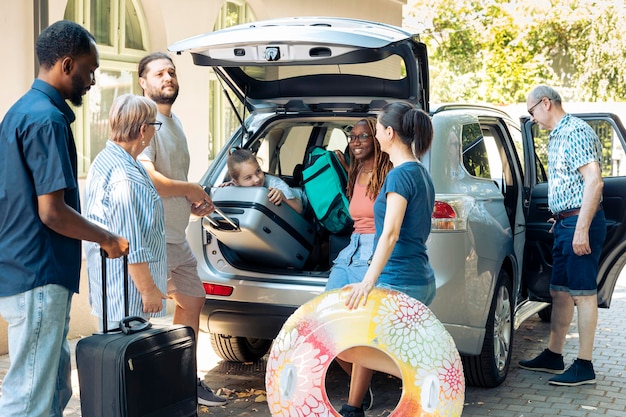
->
<box><xmin>84</xmin><ymin>93</ymin><xmax>169</xmax><ymax>327</ymax></box>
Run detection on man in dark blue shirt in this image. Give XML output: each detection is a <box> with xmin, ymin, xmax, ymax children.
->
<box><xmin>0</xmin><ymin>20</ymin><xmax>128</xmax><ymax>417</ymax></box>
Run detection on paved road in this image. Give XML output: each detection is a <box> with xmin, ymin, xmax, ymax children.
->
<box><xmin>1</xmin><ymin>272</ymin><xmax>625</xmax><ymax>416</ymax></box>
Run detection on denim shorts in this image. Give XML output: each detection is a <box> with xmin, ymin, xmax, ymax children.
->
<box><xmin>325</xmin><ymin>233</ymin><xmax>374</xmax><ymax>291</ymax></box>
<box><xmin>551</xmin><ymin>210</ymin><xmax>606</xmax><ymax>295</ymax></box>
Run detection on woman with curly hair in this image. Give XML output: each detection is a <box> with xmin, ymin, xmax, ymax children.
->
<box><xmin>329</xmin><ymin>105</ymin><xmax>437</xmax><ymax>417</ymax></box>
<box><xmin>325</xmin><ymin>117</ymin><xmax>393</xmax><ymax>292</ymax></box>
<box><xmin>324</xmin><ymin>117</ymin><xmax>393</xmax><ymax>412</ymax></box>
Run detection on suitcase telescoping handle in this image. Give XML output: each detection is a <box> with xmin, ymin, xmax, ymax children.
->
<box><xmin>201</xmin><ymin>185</ymin><xmax>239</xmax><ymax>231</ymax></box>
<box><xmin>100</xmin><ymin>249</ymin><xmax>152</xmax><ymax>335</ymax></box>
<box><xmin>204</xmin><ymin>206</ymin><xmax>240</xmax><ymax>231</ymax></box>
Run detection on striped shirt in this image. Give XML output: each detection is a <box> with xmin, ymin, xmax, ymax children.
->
<box><xmin>84</xmin><ymin>141</ymin><xmax>167</xmax><ymax>322</ymax></box>
<box><xmin>547</xmin><ymin>114</ymin><xmax>603</xmax><ymax>214</ymax></box>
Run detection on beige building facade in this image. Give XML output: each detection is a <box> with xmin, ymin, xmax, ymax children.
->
<box><xmin>0</xmin><ymin>0</ymin><xmax>407</xmax><ymax>353</ymax></box>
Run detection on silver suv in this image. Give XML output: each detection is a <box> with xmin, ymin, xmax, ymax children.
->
<box><xmin>170</xmin><ymin>17</ymin><xmax>626</xmax><ymax>387</ymax></box>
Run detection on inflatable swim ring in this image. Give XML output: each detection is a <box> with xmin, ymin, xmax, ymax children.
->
<box><xmin>265</xmin><ymin>287</ymin><xmax>465</xmax><ymax>416</ymax></box>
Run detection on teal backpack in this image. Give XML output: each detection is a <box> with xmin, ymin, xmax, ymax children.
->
<box><xmin>302</xmin><ymin>147</ymin><xmax>353</xmax><ymax>234</ymax></box>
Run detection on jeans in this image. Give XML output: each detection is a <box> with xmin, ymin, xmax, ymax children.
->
<box><xmin>0</xmin><ymin>284</ymin><xmax>73</xmax><ymax>417</ymax></box>
<box><xmin>377</xmin><ymin>280</ymin><xmax>436</xmax><ymax>306</ymax></box>
<box><xmin>325</xmin><ymin>233</ymin><xmax>436</xmax><ymax>306</ymax></box>
<box><xmin>325</xmin><ymin>233</ymin><xmax>375</xmax><ymax>291</ymax></box>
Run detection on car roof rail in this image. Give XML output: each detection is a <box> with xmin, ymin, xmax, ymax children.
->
<box><xmin>432</xmin><ymin>103</ymin><xmax>511</xmax><ymax>118</ymax></box>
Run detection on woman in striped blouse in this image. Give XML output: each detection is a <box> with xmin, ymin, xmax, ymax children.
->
<box><xmin>84</xmin><ymin>94</ymin><xmax>169</xmax><ymax>326</ymax></box>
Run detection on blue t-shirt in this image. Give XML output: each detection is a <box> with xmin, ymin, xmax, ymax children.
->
<box><xmin>374</xmin><ymin>161</ymin><xmax>435</xmax><ymax>287</ymax></box>
<box><xmin>0</xmin><ymin>79</ymin><xmax>81</xmax><ymax>296</ymax></box>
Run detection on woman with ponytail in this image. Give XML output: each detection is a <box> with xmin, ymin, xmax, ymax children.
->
<box><xmin>335</xmin><ymin>102</ymin><xmax>437</xmax><ymax>417</ymax></box>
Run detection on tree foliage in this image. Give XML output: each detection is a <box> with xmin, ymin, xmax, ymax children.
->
<box><xmin>404</xmin><ymin>0</ymin><xmax>626</xmax><ymax>104</ymax></box>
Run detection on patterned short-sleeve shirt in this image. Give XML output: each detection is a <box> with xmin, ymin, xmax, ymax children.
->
<box><xmin>547</xmin><ymin>114</ymin><xmax>602</xmax><ymax>214</ymax></box>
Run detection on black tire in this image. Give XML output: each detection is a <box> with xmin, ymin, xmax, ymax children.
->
<box><xmin>210</xmin><ymin>333</ymin><xmax>272</xmax><ymax>362</ymax></box>
<box><xmin>538</xmin><ymin>305</ymin><xmax>552</xmax><ymax>322</ymax></box>
<box><xmin>462</xmin><ymin>269</ymin><xmax>514</xmax><ymax>387</ymax></box>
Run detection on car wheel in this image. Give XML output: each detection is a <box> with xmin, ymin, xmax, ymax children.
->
<box><xmin>538</xmin><ymin>304</ymin><xmax>552</xmax><ymax>322</ymax></box>
<box><xmin>462</xmin><ymin>269</ymin><xmax>513</xmax><ymax>387</ymax></box>
<box><xmin>210</xmin><ymin>333</ymin><xmax>272</xmax><ymax>362</ymax></box>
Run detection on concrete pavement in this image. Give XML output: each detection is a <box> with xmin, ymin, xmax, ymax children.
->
<box><xmin>1</xmin><ymin>271</ymin><xmax>625</xmax><ymax>416</ymax></box>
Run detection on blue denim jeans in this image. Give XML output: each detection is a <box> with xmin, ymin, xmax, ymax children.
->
<box><xmin>325</xmin><ymin>233</ymin><xmax>437</xmax><ymax>306</ymax></box>
<box><xmin>0</xmin><ymin>284</ymin><xmax>73</xmax><ymax>417</ymax></box>
<box><xmin>377</xmin><ymin>280</ymin><xmax>436</xmax><ymax>306</ymax></box>
<box><xmin>325</xmin><ymin>233</ymin><xmax>375</xmax><ymax>291</ymax></box>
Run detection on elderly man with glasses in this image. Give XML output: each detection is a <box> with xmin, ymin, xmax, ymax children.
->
<box><xmin>519</xmin><ymin>85</ymin><xmax>606</xmax><ymax>386</ymax></box>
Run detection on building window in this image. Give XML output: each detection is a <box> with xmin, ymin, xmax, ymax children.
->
<box><xmin>64</xmin><ymin>0</ymin><xmax>148</xmax><ymax>176</ymax></box>
<box><xmin>209</xmin><ymin>1</ymin><xmax>256</xmax><ymax>161</ymax></box>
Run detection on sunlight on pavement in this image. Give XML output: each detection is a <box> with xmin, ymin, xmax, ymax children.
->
<box><xmin>197</xmin><ymin>330</ymin><xmax>224</xmax><ymax>375</ymax></box>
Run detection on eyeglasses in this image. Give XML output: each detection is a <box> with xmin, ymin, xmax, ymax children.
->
<box><xmin>146</xmin><ymin>121</ymin><xmax>162</xmax><ymax>131</ymax></box>
<box><xmin>528</xmin><ymin>98</ymin><xmax>547</xmax><ymax>117</ymax></box>
<box><xmin>348</xmin><ymin>133</ymin><xmax>371</xmax><ymax>143</ymax></box>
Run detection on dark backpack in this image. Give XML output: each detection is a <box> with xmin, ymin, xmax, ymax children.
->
<box><xmin>302</xmin><ymin>147</ymin><xmax>353</xmax><ymax>234</ymax></box>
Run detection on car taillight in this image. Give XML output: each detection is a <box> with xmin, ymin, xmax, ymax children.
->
<box><xmin>203</xmin><ymin>283</ymin><xmax>234</xmax><ymax>296</ymax></box>
<box><xmin>433</xmin><ymin>201</ymin><xmax>456</xmax><ymax>218</ymax></box>
<box><xmin>431</xmin><ymin>196</ymin><xmax>472</xmax><ymax>231</ymax></box>
<box><xmin>432</xmin><ymin>201</ymin><xmax>457</xmax><ymax>230</ymax></box>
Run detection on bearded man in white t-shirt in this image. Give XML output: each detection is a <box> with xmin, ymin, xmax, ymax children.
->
<box><xmin>138</xmin><ymin>52</ymin><xmax>226</xmax><ymax>407</ymax></box>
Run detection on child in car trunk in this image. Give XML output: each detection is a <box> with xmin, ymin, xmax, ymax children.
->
<box><xmin>223</xmin><ymin>148</ymin><xmax>303</xmax><ymax>214</ymax></box>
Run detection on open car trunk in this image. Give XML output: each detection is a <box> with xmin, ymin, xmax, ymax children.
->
<box><xmin>169</xmin><ymin>16</ymin><xmax>430</xmax><ymax>114</ymax></box>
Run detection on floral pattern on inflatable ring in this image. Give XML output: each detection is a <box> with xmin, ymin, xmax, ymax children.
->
<box><xmin>266</xmin><ymin>287</ymin><xmax>465</xmax><ymax>417</ymax></box>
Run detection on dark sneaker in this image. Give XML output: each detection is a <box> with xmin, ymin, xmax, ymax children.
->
<box><xmin>339</xmin><ymin>404</ymin><xmax>365</xmax><ymax>417</ymax></box>
<box><xmin>361</xmin><ymin>385</ymin><xmax>374</xmax><ymax>411</ymax></box>
<box><xmin>197</xmin><ymin>378</ymin><xmax>227</xmax><ymax>406</ymax></box>
<box><xmin>548</xmin><ymin>359</ymin><xmax>596</xmax><ymax>386</ymax></box>
<box><xmin>519</xmin><ymin>349</ymin><xmax>565</xmax><ymax>374</ymax></box>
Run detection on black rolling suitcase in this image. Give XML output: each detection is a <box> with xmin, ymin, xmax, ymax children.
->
<box><xmin>76</xmin><ymin>251</ymin><xmax>197</xmax><ymax>417</ymax></box>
